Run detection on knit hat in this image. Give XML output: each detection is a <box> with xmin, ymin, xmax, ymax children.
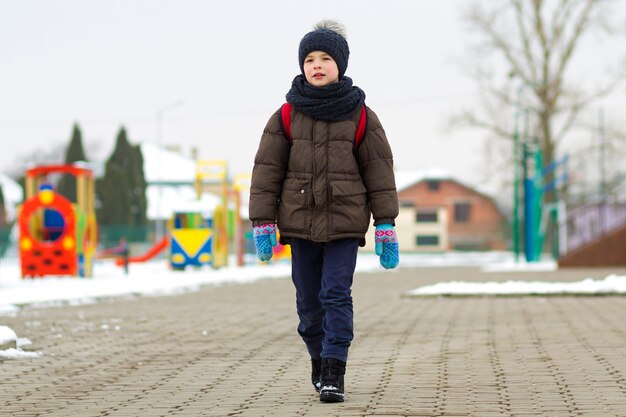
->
<box><xmin>298</xmin><ymin>20</ymin><xmax>350</xmax><ymax>78</ymax></box>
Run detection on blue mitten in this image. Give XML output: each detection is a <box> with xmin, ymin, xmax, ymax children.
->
<box><xmin>375</xmin><ymin>224</ymin><xmax>399</xmax><ymax>269</ymax></box>
<box><xmin>254</xmin><ymin>223</ymin><xmax>277</xmax><ymax>261</ymax></box>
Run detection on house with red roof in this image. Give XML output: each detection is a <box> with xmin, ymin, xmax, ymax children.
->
<box><xmin>364</xmin><ymin>169</ymin><xmax>507</xmax><ymax>252</ymax></box>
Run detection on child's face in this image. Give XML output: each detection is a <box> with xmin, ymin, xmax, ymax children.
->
<box><xmin>303</xmin><ymin>51</ymin><xmax>339</xmax><ymax>87</ymax></box>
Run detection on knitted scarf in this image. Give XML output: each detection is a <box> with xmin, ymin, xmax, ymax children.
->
<box><xmin>286</xmin><ymin>75</ymin><xmax>366</xmax><ymax>122</ymax></box>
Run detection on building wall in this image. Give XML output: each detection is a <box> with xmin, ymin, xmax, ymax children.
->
<box><xmin>363</xmin><ymin>206</ymin><xmax>448</xmax><ymax>253</ymax></box>
<box><xmin>397</xmin><ymin>179</ymin><xmax>506</xmax><ymax>251</ymax></box>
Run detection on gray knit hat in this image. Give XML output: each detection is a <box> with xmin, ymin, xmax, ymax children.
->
<box><xmin>298</xmin><ymin>20</ymin><xmax>349</xmax><ymax>78</ymax></box>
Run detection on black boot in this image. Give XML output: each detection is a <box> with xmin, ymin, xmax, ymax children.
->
<box><xmin>311</xmin><ymin>358</ymin><xmax>322</xmax><ymax>393</ymax></box>
<box><xmin>319</xmin><ymin>358</ymin><xmax>346</xmax><ymax>403</ymax></box>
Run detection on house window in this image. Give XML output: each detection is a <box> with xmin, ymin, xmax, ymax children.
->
<box><xmin>453</xmin><ymin>243</ymin><xmax>482</xmax><ymax>251</ymax></box>
<box><xmin>454</xmin><ymin>202</ymin><xmax>471</xmax><ymax>223</ymax></box>
<box><xmin>416</xmin><ymin>235</ymin><xmax>439</xmax><ymax>246</ymax></box>
<box><xmin>416</xmin><ymin>211</ymin><xmax>438</xmax><ymax>223</ymax></box>
<box><xmin>427</xmin><ymin>180</ymin><xmax>440</xmax><ymax>191</ymax></box>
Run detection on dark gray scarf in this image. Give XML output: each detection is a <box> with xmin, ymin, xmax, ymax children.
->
<box><xmin>286</xmin><ymin>75</ymin><xmax>366</xmax><ymax>122</ymax></box>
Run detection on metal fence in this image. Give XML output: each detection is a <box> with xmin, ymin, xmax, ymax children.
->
<box><xmin>1</xmin><ymin>222</ymin><xmax>505</xmax><ymax>264</ymax></box>
<box><xmin>0</xmin><ymin>225</ymin><xmax>10</xmax><ymax>258</ymax></box>
<box><xmin>98</xmin><ymin>225</ymin><xmax>152</xmax><ymax>248</ymax></box>
<box><xmin>563</xmin><ymin>201</ymin><xmax>626</xmax><ymax>254</ymax></box>
<box><xmin>0</xmin><ymin>224</ymin><xmax>154</xmax><ymax>260</ymax></box>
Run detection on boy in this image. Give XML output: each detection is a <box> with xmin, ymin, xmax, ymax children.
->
<box><xmin>249</xmin><ymin>19</ymin><xmax>399</xmax><ymax>403</ymax></box>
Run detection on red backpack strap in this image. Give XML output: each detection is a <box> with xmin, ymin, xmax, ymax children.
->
<box><xmin>354</xmin><ymin>105</ymin><xmax>367</xmax><ymax>148</ymax></box>
<box><xmin>281</xmin><ymin>103</ymin><xmax>365</xmax><ymax>147</ymax></box>
<box><xmin>280</xmin><ymin>102</ymin><xmax>292</xmax><ymax>144</ymax></box>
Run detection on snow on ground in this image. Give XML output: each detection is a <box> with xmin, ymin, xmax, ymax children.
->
<box><xmin>0</xmin><ymin>251</ymin><xmax>529</xmax><ymax>313</ymax></box>
<box><xmin>0</xmin><ymin>253</ymin><xmax>398</xmax><ymax>313</ymax></box>
<box><xmin>400</xmin><ymin>253</ymin><xmax>626</xmax><ymax>296</ymax></box>
<box><xmin>482</xmin><ymin>259</ymin><xmax>558</xmax><ymax>272</ymax></box>
<box><xmin>0</xmin><ymin>347</ymin><xmax>42</xmax><ymax>359</ymax></box>
<box><xmin>396</xmin><ymin>252</ymin><xmax>624</xmax><ymax>296</ymax></box>
<box><xmin>0</xmin><ymin>324</ymin><xmax>42</xmax><ymax>359</ymax></box>
<box><xmin>0</xmin><ymin>325</ymin><xmax>16</xmax><ymax>345</ymax></box>
<box><xmin>403</xmin><ymin>254</ymin><xmax>626</xmax><ymax>296</ymax></box>
<box><xmin>407</xmin><ymin>275</ymin><xmax>626</xmax><ymax>296</ymax></box>
<box><xmin>0</xmin><ymin>251</ymin><xmax>622</xmax><ymax>311</ymax></box>
<box><xmin>0</xmin><ymin>257</ymin><xmax>292</xmax><ymax>314</ymax></box>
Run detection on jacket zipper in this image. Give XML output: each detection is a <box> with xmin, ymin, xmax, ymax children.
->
<box><xmin>310</xmin><ymin>120</ymin><xmax>316</xmax><ymax>236</ymax></box>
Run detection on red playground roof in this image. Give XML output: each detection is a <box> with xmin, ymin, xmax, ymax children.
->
<box><xmin>26</xmin><ymin>164</ymin><xmax>94</xmax><ymax>178</ymax></box>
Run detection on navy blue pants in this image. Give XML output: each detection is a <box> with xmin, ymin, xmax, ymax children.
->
<box><xmin>290</xmin><ymin>238</ymin><xmax>359</xmax><ymax>363</ymax></box>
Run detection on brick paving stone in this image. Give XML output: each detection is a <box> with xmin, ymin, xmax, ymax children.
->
<box><xmin>2</xmin><ymin>266</ymin><xmax>626</xmax><ymax>416</ymax></box>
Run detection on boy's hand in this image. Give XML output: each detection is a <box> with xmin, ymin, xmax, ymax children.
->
<box><xmin>375</xmin><ymin>224</ymin><xmax>399</xmax><ymax>269</ymax></box>
<box><xmin>253</xmin><ymin>223</ymin><xmax>277</xmax><ymax>261</ymax></box>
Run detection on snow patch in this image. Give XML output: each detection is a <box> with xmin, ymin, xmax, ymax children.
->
<box><xmin>407</xmin><ymin>275</ymin><xmax>626</xmax><ymax>296</ymax></box>
<box><xmin>0</xmin><ymin>326</ymin><xmax>42</xmax><ymax>359</ymax></box>
<box><xmin>0</xmin><ymin>325</ymin><xmax>17</xmax><ymax>344</ymax></box>
<box><xmin>0</xmin><ymin>348</ymin><xmax>43</xmax><ymax>359</ymax></box>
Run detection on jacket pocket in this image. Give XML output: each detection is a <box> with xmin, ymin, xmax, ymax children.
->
<box><xmin>277</xmin><ymin>178</ymin><xmax>311</xmax><ymax>233</ymax></box>
<box><xmin>330</xmin><ymin>180</ymin><xmax>370</xmax><ymax>234</ymax></box>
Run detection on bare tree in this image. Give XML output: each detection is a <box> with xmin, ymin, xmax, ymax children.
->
<box><xmin>7</xmin><ymin>143</ymin><xmax>66</xmax><ymax>178</ymax></box>
<box><xmin>457</xmin><ymin>0</ymin><xmax>625</xmax><ymax>201</ymax></box>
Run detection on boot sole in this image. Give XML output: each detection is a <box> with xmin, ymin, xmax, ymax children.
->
<box><xmin>320</xmin><ymin>391</ymin><xmax>344</xmax><ymax>403</ymax></box>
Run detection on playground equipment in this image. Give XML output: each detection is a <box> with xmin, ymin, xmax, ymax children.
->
<box><xmin>118</xmin><ymin>161</ymin><xmax>229</xmax><ymax>270</ymax></box>
<box><xmin>169</xmin><ymin>196</ymin><xmax>219</xmax><ymax>269</ymax></box>
<box><xmin>232</xmin><ymin>173</ymin><xmax>251</xmax><ymax>266</ymax></box>
<box><xmin>98</xmin><ymin>237</ymin><xmax>129</xmax><ymax>274</ymax></box>
<box><xmin>114</xmin><ymin>160</ymin><xmax>287</xmax><ymax>269</ymax></box>
<box><xmin>195</xmin><ymin>160</ymin><xmax>230</xmax><ymax>268</ymax></box>
<box><xmin>18</xmin><ymin>164</ymin><xmax>97</xmax><ymax>278</ymax></box>
<box><xmin>522</xmin><ymin>144</ymin><xmax>568</xmax><ymax>262</ymax></box>
<box><xmin>232</xmin><ymin>173</ymin><xmax>290</xmax><ymax>265</ymax></box>
<box><xmin>116</xmin><ymin>196</ymin><xmax>220</xmax><ymax>270</ymax></box>
<box><xmin>116</xmin><ymin>236</ymin><xmax>167</xmax><ymax>265</ymax></box>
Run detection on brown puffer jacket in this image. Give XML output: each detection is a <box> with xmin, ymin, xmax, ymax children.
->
<box><xmin>249</xmin><ymin>105</ymin><xmax>398</xmax><ymax>246</ymax></box>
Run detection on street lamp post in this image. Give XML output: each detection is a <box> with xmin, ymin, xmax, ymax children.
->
<box><xmin>155</xmin><ymin>99</ymin><xmax>183</xmax><ymax>241</ymax></box>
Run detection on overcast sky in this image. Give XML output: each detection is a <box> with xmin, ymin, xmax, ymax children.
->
<box><xmin>2</xmin><ymin>0</ymin><xmax>625</xmax><ymax>195</ymax></box>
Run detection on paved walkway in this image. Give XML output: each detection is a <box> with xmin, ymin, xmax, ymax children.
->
<box><xmin>2</xmin><ymin>265</ymin><xmax>626</xmax><ymax>417</ymax></box>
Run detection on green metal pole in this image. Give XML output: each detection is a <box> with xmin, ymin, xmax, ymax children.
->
<box><xmin>533</xmin><ymin>146</ymin><xmax>543</xmax><ymax>261</ymax></box>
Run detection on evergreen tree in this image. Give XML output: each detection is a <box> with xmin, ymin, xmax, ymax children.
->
<box><xmin>97</xmin><ymin>127</ymin><xmax>148</xmax><ymax>236</ymax></box>
<box><xmin>98</xmin><ymin>127</ymin><xmax>132</xmax><ymax>225</ymax></box>
<box><xmin>130</xmin><ymin>144</ymin><xmax>148</xmax><ymax>226</ymax></box>
<box><xmin>57</xmin><ymin>123</ymin><xmax>88</xmax><ymax>202</ymax></box>
<box><xmin>0</xmin><ymin>184</ymin><xmax>6</xmax><ymax>226</ymax></box>
<box><xmin>98</xmin><ymin>164</ymin><xmax>130</xmax><ymax>225</ymax></box>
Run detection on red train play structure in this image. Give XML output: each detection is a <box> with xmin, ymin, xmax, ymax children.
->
<box><xmin>18</xmin><ymin>164</ymin><xmax>98</xmax><ymax>278</ymax></box>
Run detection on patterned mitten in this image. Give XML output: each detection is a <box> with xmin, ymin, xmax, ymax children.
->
<box><xmin>254</xmin><ymin>223</ymin><xmax>277</xmax><ymax>261</ymax></box>
<box><xmin>375</xmin><ymin>224</ymin><xmax>399</xmax><ymax>269</ymax></box>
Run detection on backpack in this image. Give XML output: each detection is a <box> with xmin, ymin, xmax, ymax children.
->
<box><xmin>279</xmin><ymin>103</ymin><xmax>368</xmax><ymax>149</ymax></box>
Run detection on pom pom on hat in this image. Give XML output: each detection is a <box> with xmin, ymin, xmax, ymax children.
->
<box><xmin>298</xmin><ymin>19</ymin><xmax>350</xmax><ymax>78</ymax></box>
<box><xmin>313</xmin><ymin>19</ymin><xmax>347</xmax><ymax>38</ymax></box>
